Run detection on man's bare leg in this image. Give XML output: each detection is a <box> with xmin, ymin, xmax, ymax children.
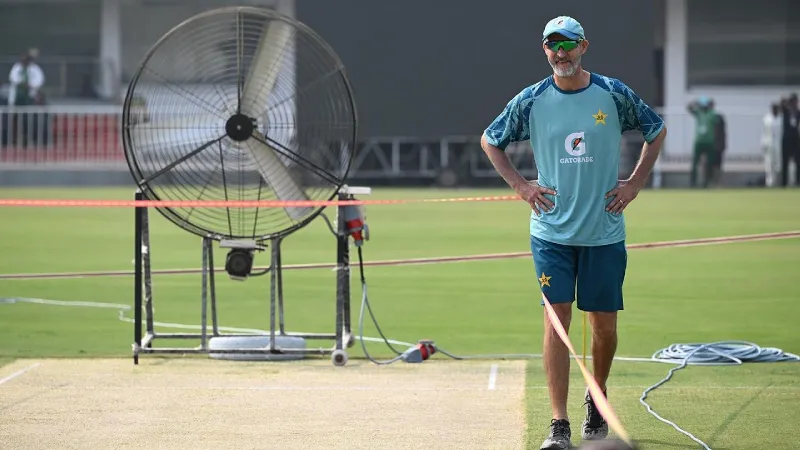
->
<box><xmin>587</xmin><ymin>311</ymin><xmax>618</xmax><ymax>391</ymax></box>
<box><xmin>579</xmin><ymin>310</ymin><xmax>618</xmax><ymax>441</ymax></box>
<box><xmin>544</xmin><ymin>302</ymin><xmax>573</xmax><ymax>419</ymax></box>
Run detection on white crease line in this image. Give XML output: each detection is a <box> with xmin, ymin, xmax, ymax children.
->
<box><xmin>488</xmin><ymin>364</ymin><xmax>498</xmax><ymax>390</ymax></box>
<box><xmin>57</xmin><ymin>385</ymin><xmax>499</xmax><ymax>392</ymax></box>
<box><xmin>0</xmin><ymin>363</ymin><xmax>40</xmax><ymax>386</ymax></box>
<box><xmin>21</xmin><ymin>384</ymin><xmax>796</xmax><ymax>392</ymax></box>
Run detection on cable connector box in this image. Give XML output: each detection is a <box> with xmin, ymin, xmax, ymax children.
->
<box><xmin>402</xmin><ymin>340</ymin><xmax>436</xmax><ymax>363</ymax></box>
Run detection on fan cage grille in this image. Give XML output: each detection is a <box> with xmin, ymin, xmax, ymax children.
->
<box><xmin>122</xmin><ymin>6</ymin><xmax>357</xmax><ymax>241</ymax></box>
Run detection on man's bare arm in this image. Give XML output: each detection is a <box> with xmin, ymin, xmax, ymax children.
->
<box><xmin>480</xmin><ymin>133</ymin><xmax>527</xmax><ymax>192</ymax></box>
<box><xmin>628</xmin><ymin>126</ymin><xmax>667</xmax><ymax>189</ymax></box>
<box><xmin>480</xmin><ymin>133</ymin><xmax>556</xmax><ymax>214</ymax></box>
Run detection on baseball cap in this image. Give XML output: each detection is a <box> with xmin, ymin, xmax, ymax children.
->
<box><xmin>542</xmin><ymin>16</ymin><xmax>586</xmax><ymax>42</ymax></box>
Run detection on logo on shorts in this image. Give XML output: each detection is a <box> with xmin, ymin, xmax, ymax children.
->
<box><xmin>562</xmin><ymin>131</ymin><xmax>594</xmax><ymax>164</ymax></box>
<box><xmin>538</xmin><ymin>272</ymin><xmax>551</xmax><ymax>287</ymax></box>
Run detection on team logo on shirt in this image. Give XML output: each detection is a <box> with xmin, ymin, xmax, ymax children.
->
<box><xmin>562</xmin><ymin>131</ymin><xmax>594</xmax><ymax>163</ymax></box>
<box><xmin>592</xmin><ymin>109</ymin><xmax>607</xmax><ymax>125</ymax></box>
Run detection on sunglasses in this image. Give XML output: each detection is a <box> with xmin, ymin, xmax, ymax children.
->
<box><xmin>545</xmin><ymin>40</ymin><xmax>581</xmax><ymax>52</ymax></box>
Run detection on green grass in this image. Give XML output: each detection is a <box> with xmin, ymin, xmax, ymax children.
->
<box><xmin>525</xmin><ymin>360</ymin><xmax>800</xmax><ymax>449</ymax></box>
<box><xmin>1</xmin><ymin>187</ymin><xmax>799</xmax><ymax>449</ymax></box>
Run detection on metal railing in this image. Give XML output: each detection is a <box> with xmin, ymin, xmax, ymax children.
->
<box><xmin>0</xmin><ymin>105</ymin><xmax>123</xmax><ymax>165</ymax></box>
<box><xmin>0</xmin><ymin>105</ymin><xmax>770</xmax><ymax>181</ymax></box>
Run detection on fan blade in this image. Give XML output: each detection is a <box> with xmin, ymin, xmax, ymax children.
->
<box><xmin>127</xmin><ymin>114</ymin><xmax>223</xmax><ymax>183</ymax></box>
<box><xmin>127</xmin><ymin>114</ymin><xmax>222</xmax><ymax>148</ymax></box>
<box><xmin>242</xmin><ymin>138</ymin><xmax>313</xmax><ymax>221</ymax></box>
<box><xmin>240</xmin><ymin>18</ymin><xmax>292</xmax><ymax>116</ymax></box>
<box><xmin>238</xmin><ymin>19</ymin><xmax>309</xmax><ymax>218</ymax></box>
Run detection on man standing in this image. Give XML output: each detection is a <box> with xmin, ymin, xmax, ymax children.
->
<box><xmin>761</xmin><ymin>103</ymin><xmax>783</xmax><ymax>187</ymax></box>
<box><xmin>8</xmin><ymin>49</ymin><xmax>45</xmax><ymax>106</ymax></box>
<box><xmin>780</xmin><ymin>94</ymin><xmax>800</xmax><ymax>187</ymax></box>
<box><xmin>710</xmin><ymin>100</ymin><xmax>727</xmax><ymax>187</ymax></box>
<box><xmin>687</xmin><ymin>97</ymin><xmax>720</xmax><ymax>188</ymax></box>
<box><xmin>480</xmin><ymin>16</ymin><xmax>666</xmax><ymax>450</ymax></box>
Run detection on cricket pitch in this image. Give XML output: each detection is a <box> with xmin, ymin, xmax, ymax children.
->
<box><xmin>0</xmin><ymin>357</ymin><xmax>526</xmax><ymax>449</ymax></box>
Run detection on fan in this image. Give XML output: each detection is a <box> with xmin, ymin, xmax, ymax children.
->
<box><xmin>122</xmin><ymin>5</ymin><xmax>356</xmax><ymax>241</ymax></box>
<box><xmin>124</xmin><ymin>6</ymin><xmax>365</xmax><ymax>367</ymax></box>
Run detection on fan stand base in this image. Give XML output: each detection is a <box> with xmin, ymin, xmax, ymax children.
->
<box><xmin>208</xmin><ymin>335</ymin><xmax>306</xmax><ymax>361</ymax></box>
<box><xmin>131</xmin><ymin>186</ymin><xmax>369</xmax><ymax>367</ymax></box>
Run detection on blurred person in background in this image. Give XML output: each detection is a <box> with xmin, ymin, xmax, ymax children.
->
<box><xmin>7</xmin><ymin>48</ymin><xmax>48</xmax><ymax>148</ymax></box>
<box><xmin>709</xmin><ymin>100</ymin><xmax>727</xmax><ymax>187</ymax></box>
<box><xmin>687</xmin><ymin>97</ymin><xmax>721</xmax><ymax>188</ymax></box>
<box><xmin>780</xmin><ymin>93</ymin><xmax>800</xmax><ymax>187</ymax></box>
<box><xmin>8</xmin><ymin>48</ymin><xmax>45</xmax><ymax>106</ymax></box>
<box><xmin>761</xmin><ymin>103</ymin><xmax>783</xmax><ymax>187</ymax></box>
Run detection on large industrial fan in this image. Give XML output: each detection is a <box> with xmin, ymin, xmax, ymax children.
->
<box><xmin>123</xmin><ymin>6</ymin><xmax>365</xmax><ymax>366</ymax></box>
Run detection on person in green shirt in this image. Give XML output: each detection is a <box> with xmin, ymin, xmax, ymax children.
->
<box><xmin>687</xmin><ymin>97</ymin><xmax>721</xmax><ymax>188</ymax></box>
<box><xmin>8</xmin><ymin>50</ymin><xmax>44</xmax><ymax>106</ymax></box>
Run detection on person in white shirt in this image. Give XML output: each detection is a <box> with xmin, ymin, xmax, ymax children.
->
<box><xmin>8</xmin><ymin>49</ymin><xmax>45</xmax><ymax>106</ymax></box>
<box><xmin>761</xmin><ymin>103</ymin><xmax>783</xmax><ymax>187</ymax></box>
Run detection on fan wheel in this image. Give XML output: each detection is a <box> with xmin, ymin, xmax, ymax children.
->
<box><xmin>122</xmin><ymin>6</ymin><xmax>357</xmax><ymax>241</ymax></box>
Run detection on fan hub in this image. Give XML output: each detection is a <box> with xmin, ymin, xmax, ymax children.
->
<box><xmin>225</xmin><ymin>113</ymin><xmax>256</xmax><ymax>142</ymax></box>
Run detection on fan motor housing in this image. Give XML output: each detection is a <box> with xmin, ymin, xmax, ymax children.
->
<box><xmin>225</xmin><ymin>248</ymin><xmax>254</xmax><ymax>280</ymax></box>
<box><xmin>220</xmin><ymin>239</ymin><xmax>262</xmax><ymax>281</ymax></box>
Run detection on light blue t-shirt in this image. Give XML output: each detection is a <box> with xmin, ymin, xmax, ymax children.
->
<box><xmin>484</xmin><ymin>73</ymin><xmax>664</xmax><ymax>247</ymax></box>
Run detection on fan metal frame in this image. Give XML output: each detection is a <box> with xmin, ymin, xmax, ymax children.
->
<box><xmin>121</xmin><ymin>5</ymin><xmax>359</xmax><ymax>242</ymax></box>
<box><xmin>127</xmin><ymin>6</ymin><xmax>366</xmax><ymax>367</ymax></box>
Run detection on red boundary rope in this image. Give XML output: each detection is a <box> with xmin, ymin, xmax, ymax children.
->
<box><xmin>0</xmin><ymin>195</ymin><xmax>521</xmax><ymax>208</ymax></box>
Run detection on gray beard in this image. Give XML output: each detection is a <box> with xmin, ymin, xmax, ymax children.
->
<box><xmin>550</xmin><ymin>56</ymin><xmax>581</xmax><ymax>77</ymax></box>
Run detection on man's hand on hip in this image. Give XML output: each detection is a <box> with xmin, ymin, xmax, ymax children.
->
<box><xmin>605</xmin><ymin>179</ymin><xmax>642</xmax><ymax>215</ymax></box>
<box><xmin>515</xmin><ymin>180</ymin><xmax>557</xmax><ymax>216</ymax></box>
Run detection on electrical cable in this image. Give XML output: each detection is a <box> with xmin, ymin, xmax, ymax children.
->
<box><xmin>356</xmin><ymin>246</ymin><xmax>405</xmax><ymax>364</ymax></box>
<box><xmin>639</xmin><ymin>341</ymin><xmax>800</xmax><ymax>450</ymax></box>
<box><xmin>353</xmin><ymin>243</ymin><xmax>534</xmax><ymax>363</ymax></box>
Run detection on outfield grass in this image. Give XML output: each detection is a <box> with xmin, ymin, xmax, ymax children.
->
<box><xmin>1</xmin><ymin>187</ymin><xmax>799</xmax><ymax>449</ymax></box>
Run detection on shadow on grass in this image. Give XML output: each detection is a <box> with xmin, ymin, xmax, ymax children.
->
<box><xmin>707</xmin><ymin>383</ymin><xmax>771</xmax><ymax>447</ymax></box>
